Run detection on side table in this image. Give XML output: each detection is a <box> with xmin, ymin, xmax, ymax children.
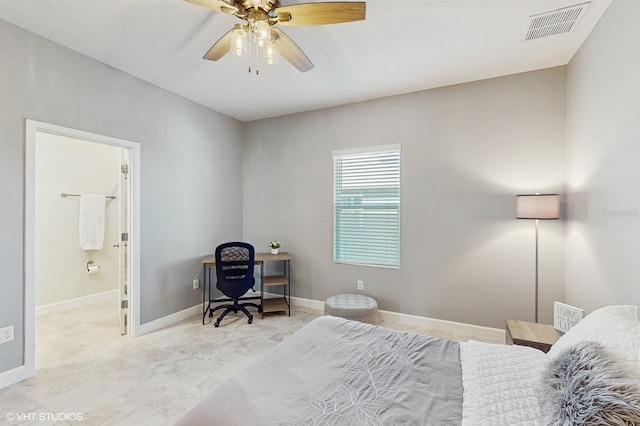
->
<box><xmin>505</xmin><ymin>318</ymin><xmax>561</xmax><ymax>353</ymax></box>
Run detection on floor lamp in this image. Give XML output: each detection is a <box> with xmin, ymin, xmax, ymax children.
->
<box><xmin>516</xmin><ymin>194</ymin><xmax>560</xmax><ymax>323</ymax></box>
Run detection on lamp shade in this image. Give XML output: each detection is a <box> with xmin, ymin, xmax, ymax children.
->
<box><xmin>517</xmin><ymin>194</ymin><xmax>560</xmax><ymax>219</ymax></box>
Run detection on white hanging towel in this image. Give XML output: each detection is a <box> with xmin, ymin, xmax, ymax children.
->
<box><xmin>79</xmin><ymin>194</ymin><xmax>105</xmax><ymax>250</ymax></box>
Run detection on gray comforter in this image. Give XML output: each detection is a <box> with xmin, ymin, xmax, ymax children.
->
<box><xmin>176</xmin><ymin>316</ymin><xmax>463</xmax><ymax>425</ymax></box>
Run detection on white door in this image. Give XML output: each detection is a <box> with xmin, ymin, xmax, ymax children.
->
<box><xmin>118</xmin><ymin>149</ymin><xmax>130</xmax><ymax>335</ymax></box>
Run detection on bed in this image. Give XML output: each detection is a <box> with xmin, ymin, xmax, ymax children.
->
<box><xmin>176</xmin><ymin>305</ymin><xmax>640</xmax><ymax>425</ymax></box>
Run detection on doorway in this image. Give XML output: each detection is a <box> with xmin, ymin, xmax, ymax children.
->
<box><xmin>24</xmin><ymin>120</ymin><xmax>140</xmax><ymax>376</ymax></box>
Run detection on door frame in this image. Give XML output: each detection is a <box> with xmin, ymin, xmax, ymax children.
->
<box><xmin>24</xmin><ymin>119</ymin><xmax>141</xmax><ymax>375</ymax></box>
<box><xmin>118</xmin><ymin>149</ymin><xmax>130</xmax><ymax>335</ymax></box>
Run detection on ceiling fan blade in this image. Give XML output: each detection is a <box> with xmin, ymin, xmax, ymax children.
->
<box><xmin>275</xmin><ymin>2</ymin><xmax>365</xmax><ymax>26</ymax></box>
<box><xmin>184</xmin><ymin>0</ymin><xmax>239</xmax><ymax>15</ymax></box>
<box><xmin>203</xmin><ymin>27</ymin><xmax>236</xmax><ymax>61</ymax></box>
<box><xmin>271</xmin><ymin>28</ymin><xmax>314</xmax><ymax>72</ymax></box>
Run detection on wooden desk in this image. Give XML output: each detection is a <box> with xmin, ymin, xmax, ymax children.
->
<box><xmin>505</xmin><ymin>319</ymin><xmax>561</xmax><ymax>353</ymax></box>
<box><xmin>202</xmin><ymin>252</ymin><xmax>291</xmax><ymax>324</ymax></box>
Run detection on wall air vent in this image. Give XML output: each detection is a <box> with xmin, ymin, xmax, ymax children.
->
<box><xmin>524</xmin><ymin>2</ymin><xmax>590</xmax><ymax>41</ymax></box>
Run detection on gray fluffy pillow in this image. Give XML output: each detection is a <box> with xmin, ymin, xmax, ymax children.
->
<box><xmin>540</xmin><ymin>341</ymin><xmax>640</xmax><ymax>425</ymax></box>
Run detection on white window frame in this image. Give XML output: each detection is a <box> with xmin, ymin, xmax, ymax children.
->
<box><xmin>332</xmin><ymin>144</ymin><xmax>401</xmax><ymax>268</ymax></box>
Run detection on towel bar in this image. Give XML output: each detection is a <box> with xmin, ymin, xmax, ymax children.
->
<box><xmin>61</xmin><ymin>192</ymin><xmax>116</xmax><ymax>199</ymax></box>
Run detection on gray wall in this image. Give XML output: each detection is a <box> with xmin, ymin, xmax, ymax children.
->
<box><xmin>565</xmin><ymin>0</ymin><xmax>640</xmax><ymax>312</ymax></box>
<box><xmin>0</xmin><ymin>20</ymin><xmax>243</xmax><ymax>373</ymax></box>
<box><xmin>243</xmin><ymin>68</ymin><xmax>567</xmax><ymax>329</ymax></box>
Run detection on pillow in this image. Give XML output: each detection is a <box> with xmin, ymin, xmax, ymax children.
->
<box><xmin>540</xmin><ymin>341</ymin><xmax>640</xmax><ymax>425</ymax></box>
<box><xmin>546</xmin><ymin>305</ymin><xmax>640</xmax><ymax>375</ymax></box>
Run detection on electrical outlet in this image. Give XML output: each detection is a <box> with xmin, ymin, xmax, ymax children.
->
<box><xmin>0</xmin><ymin>325</ymin><xmax>14</xmax><ymax>345</ymax></box>
<box><xmin>357</xmin><ymin>280</ymin><xmax>364</xmax><ymax>291</ymax></box>
<box><xmin>192</xmin><ymin>279</ymin><xmax>200</xmax><ymax>290</ymax></box>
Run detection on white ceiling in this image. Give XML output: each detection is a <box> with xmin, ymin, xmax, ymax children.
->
<box><xmin>0</xmin><ymin>0</ymin><xmax>611</xmax><ymax>122</ymax></box>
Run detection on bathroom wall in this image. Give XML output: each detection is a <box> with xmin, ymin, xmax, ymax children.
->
<box><xmin>35</xmin><ymin>132</ymin><xmax>121</xmax><ymax>307</ymax></box>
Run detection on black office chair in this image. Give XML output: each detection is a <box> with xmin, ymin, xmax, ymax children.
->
<box><xmin>209</xmin><ymin>242</ymin><xmax>261</xmax><ymax>327</ymax></box>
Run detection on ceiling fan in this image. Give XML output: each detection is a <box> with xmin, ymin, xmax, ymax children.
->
<box><xmin>186</xmin><ymin>0</ymin><xmax>366</xmax><ymax>73</ymax></box>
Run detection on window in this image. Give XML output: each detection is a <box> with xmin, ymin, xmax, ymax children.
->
<box><xmin>333</xmin><ymin>145</ymin><xmax>401</xmax><ymax>268</ymax></box>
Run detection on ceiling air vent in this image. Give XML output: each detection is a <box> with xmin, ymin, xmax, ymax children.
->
<box><xmin>524</xmin><ymin>2</ymin><xmax>590</xmax><ymax>41</ymax></box>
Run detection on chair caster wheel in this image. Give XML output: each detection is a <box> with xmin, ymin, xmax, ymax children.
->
<box><xmin>214</xmin><ymin>321</ymin><xmax>220</xmax><ymax>327</ymax></box>
<box><xmin>248</xmin><ymin>317</ymin><xmax>253</xmax><ymax>324</ymax></box>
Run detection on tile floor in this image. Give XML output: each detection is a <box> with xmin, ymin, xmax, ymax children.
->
<box><xmin>1</xmin><ymin>299</ymin><xmax>500</xmax><ymax>425</ymax></box>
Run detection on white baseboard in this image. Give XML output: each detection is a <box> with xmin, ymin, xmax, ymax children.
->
<box><xmin>36</xmin><ymin>289</ymin><xmax>118</xmax><ymax>316</ymax></box>
<box><xmin>291</xmin><ymin>296</ymin><xmax>325</xmax><ymax>311</ymax></box>
<box><xmin>291</xmin><ymin>296</ymin><xmax>505</xmax><ymax>342</ymax></box>
<box><xmin>0</xmin><ymin>364</ymin><xmax>35</xmax><ymax>390</ymax></box>
<box><xmin>138</xmin><ymin>295</ymin><xmax>504</xmax><ymax>342</ymax></box>
<box><xmin>376</xmin><ymin>309</ymin><xmax>505</xmax><ymax>342</ymax></box>
<box><xmin>138</xmin><ymin>304</ymin><xmax>202</xmax><ymax>336</ymax></box>
<box><xmin>138</xmin><ymin>291</ymin><xmax>284</xmax><ymax>335</ymax></box>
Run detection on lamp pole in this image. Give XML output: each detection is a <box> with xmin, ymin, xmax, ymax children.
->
<box><xmin>516</xmin><ymin>193</ymin><xmax>560</xmax><ymax>324</ymax></box>
<box><xmin>534</xmin><ymin>218</ymin><xmax>539</xmax><ymax>323</ymax></box>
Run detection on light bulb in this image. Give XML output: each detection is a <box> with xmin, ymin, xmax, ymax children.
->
<box><xmin>263</xmin><ymin>40</ymin><xmax>278</xmax><ymax>64</ymax></box>
<box><xmin>230</xmin><ymin>27</ymin><xmax>247</xmax><ymax>56</ymax></box>
<box><xmin>252</xmin><ymin>20</ymin><xmax>270</xmax><ymax>47</ymax></box>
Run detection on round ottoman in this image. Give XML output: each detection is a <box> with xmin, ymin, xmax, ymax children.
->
<box><xmin>324</xmin><ymin>293</ymin><xmax>378</xmax><ymax>325</ymax></box>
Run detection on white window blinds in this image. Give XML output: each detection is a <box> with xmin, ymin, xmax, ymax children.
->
<box><xmin>333</xmin><ymin>145</ymin><xmax>401</xmax><ymax>268</ymax></box>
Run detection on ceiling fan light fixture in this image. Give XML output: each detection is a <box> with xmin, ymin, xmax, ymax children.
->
<box><xmin>188</xmin><ymin>0</ymin><xmax>367</xmax><ymax>73</ymax></box>
<box><xmin>230</xmin><ymin>26</ymin><xmax>248</xmax><ymax>56</ymax></box>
